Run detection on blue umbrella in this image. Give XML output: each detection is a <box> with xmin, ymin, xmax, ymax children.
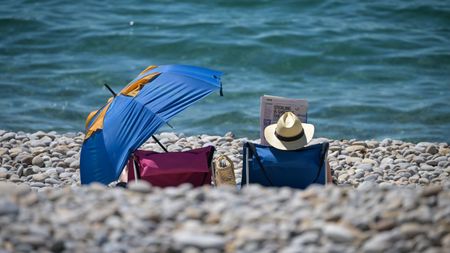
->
<box><xmin>80</xmin><ymin>65</ymin><xmax>223</xmax><ymax>185</ymax></box>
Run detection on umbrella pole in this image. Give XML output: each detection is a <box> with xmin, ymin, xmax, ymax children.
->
<box><xmin>152</xmin><ymin>135</ymin><xmax>169</xmax><ymax>153</ymax></box>
<box><xmin>104</xmin><ymin>83</ymin><xmax>117</xmax><ymax>97</ymax></box>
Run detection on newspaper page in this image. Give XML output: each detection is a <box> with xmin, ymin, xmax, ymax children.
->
<box><xmin>260</xmin><ymin>95</ymin><xmax>308</xmax><ymax>145</ymax></box>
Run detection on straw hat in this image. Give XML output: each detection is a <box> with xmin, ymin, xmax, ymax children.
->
<box><xmin>264</xmin><ymin>112</ymin><xmax>314</xmax><ymax>150</ymax></box>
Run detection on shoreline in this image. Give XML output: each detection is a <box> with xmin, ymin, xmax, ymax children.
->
<box><xmin>1</xmin><ymin>130</ymin><xmax>450</xmax><ymax>252</ymax></box>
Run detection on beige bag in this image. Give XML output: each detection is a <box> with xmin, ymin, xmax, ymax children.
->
<box><xmin>213</xmin><ymin>155</ymin><xmax>236</xmax><ymax>186</ymax></box>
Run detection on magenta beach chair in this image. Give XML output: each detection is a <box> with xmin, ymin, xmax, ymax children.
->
<box><xmin>127</xmin><ymin>146</ymin><xmax>215</xmax><ymax>187</ymax></box>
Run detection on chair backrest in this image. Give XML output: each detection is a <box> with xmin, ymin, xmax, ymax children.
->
<box><xmin>241</xmin><ymin>142</ymin><xmax>329</xmax><ymax>189</ymax></box>
<box><xmin>128</xmin><ymin>146</ymin><xmax>215</xmax><ymax>188</ymax></box>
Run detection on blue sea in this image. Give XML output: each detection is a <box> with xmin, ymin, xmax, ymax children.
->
<box><xmin>1</xmin><ymin>0</ymin><xmax>449</xmax><ymax>142</ymax></box>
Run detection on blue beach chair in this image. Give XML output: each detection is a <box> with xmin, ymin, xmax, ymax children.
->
<box><xmin>241</xmin><ymin>142</ymin><xmax>329</xmax><ymax>189</ymax></box>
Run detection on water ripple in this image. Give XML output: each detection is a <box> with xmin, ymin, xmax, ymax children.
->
<box><xmin>0</xmin><ymin>0</ymin><xmax>449</xmax><ymax>142</ymax></box>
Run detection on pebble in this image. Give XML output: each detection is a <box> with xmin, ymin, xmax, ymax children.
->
<box><xmin>128</xmin><ymin>180</ymin><xmax>152</xmax><ymax>193</ymax></box>
<box><xmin>420</xmin><ymin>164</ymin><xmax>434</xmax><ymax>171</ymax></box>
<box><xmin>425</xmin><ymin>145</ymin><xmax>439</xmax><ymax>155</ymax></box>
<box><xmin>0</xmin><ymin>130</ymin><xmax>449</xmax><ymax>252</ymax></box>
<box><xmin>426</xmin><ymin>160</ymin><xmax>438</xmax><ymax>166</ymax></box>
<box><xmin>0</xmin><ymin>132</ymin><xmax>15</xmax><ymax>142</ymax></box>
<box><xmin>362</xmin><ymin>232</ymin><xmax>392</xmax><ymax>253</ymax></box>
<box><xmin>442</xmin><ymin>234</ymin><xmax>450</xmax><ymax>248</ymax></box>
<box><xmin>357</xmin><ymin>164</ymin><xmax>373</xmax><ymax>171</ymax></box>
<box><xmin>0</xmin><ymin>200</ymin><xmax>19</xmax><ymax>215</ymax></box>
<box><xmin>364</xmin><ymin>174</ymin><xmax>378</xmax><ymax>182</ymax></box>
<box><xmin>45</xmin><ymin>178</ymin><xmax>61</xmax><ymax>185</ymax></box>
<box><xmin>345</xmin><ymin>145</ymin><xmax>366</xmax><ymax>153</ymax></box>
<box><xmin>0</xmin><ymin>182</ymin><xmax>447</xmax><ymax>252</ymax></box>
<box><xmin>23</xmin><ymin>168</ymin><xmax>35</xmax><ymax>177</ymax></box>
<box><xmin>172</xmin><ymin>231</ymin><xmax>226</xmax><ymax>249</ymax></box>
<box><xmin>346</xmin><ymin>157</ymin><xmax>362</xmax><ymax>164</ymax></box>
<box><xmin>18</xmin><ymin>154</ymin><xmax>33</xmax><ymax>165</ymax></box>
<box><xmin>59</xmin><ymin>172</ymin><xmax>72</xmax><ymax>178</ymax></box>
<box><xmin>400</xmin><ymin>223</ymin><xmax>426</xmax><ymax>238</ymax></box>
<box><xmin>30</xmin><ymin>182</ymin><xmax>45</xmax><ymax>188</ymax></box>
<box><xmin>419</xmin><ymin>178</ymin><xmax>430</xmax><ymax>184</ymax></box>
<box><xmin>322</xmin><ymin>224</ymin><xmax>358</xmax><ymax>243</ymax></box>
<box><xmin>0</xmin><ymin>172</ymin><xmax>7</xmax><ymax>179</ymax></box>
<box><xmin>32</xmin><ymin>156</ymin><xmax>44</xmax><ymax>167</ymax></box>
<box><xmin>69</xmin><ymin>160</ymin><xmax>79</xmax><ymax>169</ymax></box>
<box><xmin>32</xmin><ymin>173</ymin><xmax>47</xmax><ymax>182</ymax></box>
<box><xmin>421</xmin><ymin>185</ymin><xmax>442</xmax><ymax>197</ymax></box>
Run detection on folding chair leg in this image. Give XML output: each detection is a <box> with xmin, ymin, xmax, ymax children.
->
<box><xmin>324</xmin><ymin>153</ymin><xmax>331</xmax><ymax>184</ymax></box>
<box><xmin>245</xmin><ymin>147</ymin><xmax>250</xmax><ymax>186</ymax></box>
<box><xmin>211</xmin><ymin>157</ymin><xmax>216</xmax><ymax>187</ymax></box>
<box><xmin>133</xmin><ymin>155</ymin><xmax>140</xmax><ymax>182</ymax></box>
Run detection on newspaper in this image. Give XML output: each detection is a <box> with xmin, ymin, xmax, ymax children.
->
<box><xmin>260</xmin><ymin>95</ymin><xmax>308</xmax><ymax>145</ymax></box>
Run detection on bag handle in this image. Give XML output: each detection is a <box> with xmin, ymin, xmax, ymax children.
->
<box><xmin>247</xmin><ymin>143</ymin><xmax>274</xmax><ymax>186</ymax></box>
<box><xmin>247</xmin><ymin>142</ymin><xmax>329</xmax><ymax>187</ymax></box>
<box><xmin>215</xmin><ymin>155</ymin><xmax>233</xmax><ymax>168</ymax></box>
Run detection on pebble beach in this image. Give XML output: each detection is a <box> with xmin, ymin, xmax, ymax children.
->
<box><xmin>1</xmin><ymin>130</ymin><xmax>450</xmax><ymax>252</ymax></box>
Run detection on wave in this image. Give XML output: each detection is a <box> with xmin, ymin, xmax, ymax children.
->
<box><xmin>0</xmin><ymin>0</ymin><xmax>449</xmax><ymax>142</ymax></box>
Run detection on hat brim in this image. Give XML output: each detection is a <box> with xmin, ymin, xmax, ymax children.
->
<box><xmin>264</xmin><ymin>123</ymin><xmax>315</xmax><ymax>150</ymax></box>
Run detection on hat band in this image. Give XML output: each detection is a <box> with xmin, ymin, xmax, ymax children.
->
<box><xmin>275</xmin><ymin>129</ymin><xmax>304</xmax><ymax>142</ymax></box>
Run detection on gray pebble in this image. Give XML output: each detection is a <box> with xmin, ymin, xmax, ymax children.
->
<box><xmin>23</xmin><ymin>168</ymin><xmax>35</xmax><ymax>177</ymax></box>
<box><xmin>18</xmin><ymin>154</ymin><xmax>34</xmax><ymax>165</ymax></box>
<box><xmin>30</xmin><ymin>182</ymin><xmax>46</xmax><ymax>187</ymax></box>
<box><xmin>425</xmin><ymin>145</ymin><xmax>438</xmax><ymax>155</ymax></box>
<box><xmin>69</xmin><ymin>160</ymin><xmax>79</xmax><ymax>169</ymax></box>
<box><xmin>322</xmin><ymin>224</ymin><xmax>357</xmax><ymax>243</ymax></box>
<box><xmin>128</xmin><ymin>180</ymin><xmax>152</xmax><ymax>193</ymax></box>
<box><xmin>0</xmin><ymin>132</ymin><xmax>15</xmax><ymax>142</ymax></box>
<box><xmin>0</xmin><ymin>200</ymin><xmax>19</xmax><ymax>215</ymax></box>
<box><xmin>32</xmin><ymin>156</ymin><xmax>44</xmax><ymax>167</ymax></box>
<box><xmin>1</xmin><ymin>131</ymin><xmax>450</xmax><ymax>252</ymax></box>
<box><xmin>362</xmin><ymin>232</ymin><xmax>392</xmax><ymax>253</ymax></box>
<box><xmin>172</xmin><ymin>231</ymin><xmax>225</xmax><ymax>249</ymax></box>
<box><xmin>32</xmin><ymin>173</ymin><xmax>47</xmax><ymax>182</ymax></box>
<box><xmin>45</xmin><ymin>178</ymin><xmax>61</xmax><ymax>185</ymax></box>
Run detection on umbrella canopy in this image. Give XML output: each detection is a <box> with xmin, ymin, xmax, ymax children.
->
<box><xmin>80</xmin><ymin>65</ymin><xmax>223</xmax><ymax>185</ymax></box>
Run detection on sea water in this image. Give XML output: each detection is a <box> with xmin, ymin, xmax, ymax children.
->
<box><xmin>1</xmin><ymin>0</ymin><xmax>449</xmax><ymax>142</ymax></box>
